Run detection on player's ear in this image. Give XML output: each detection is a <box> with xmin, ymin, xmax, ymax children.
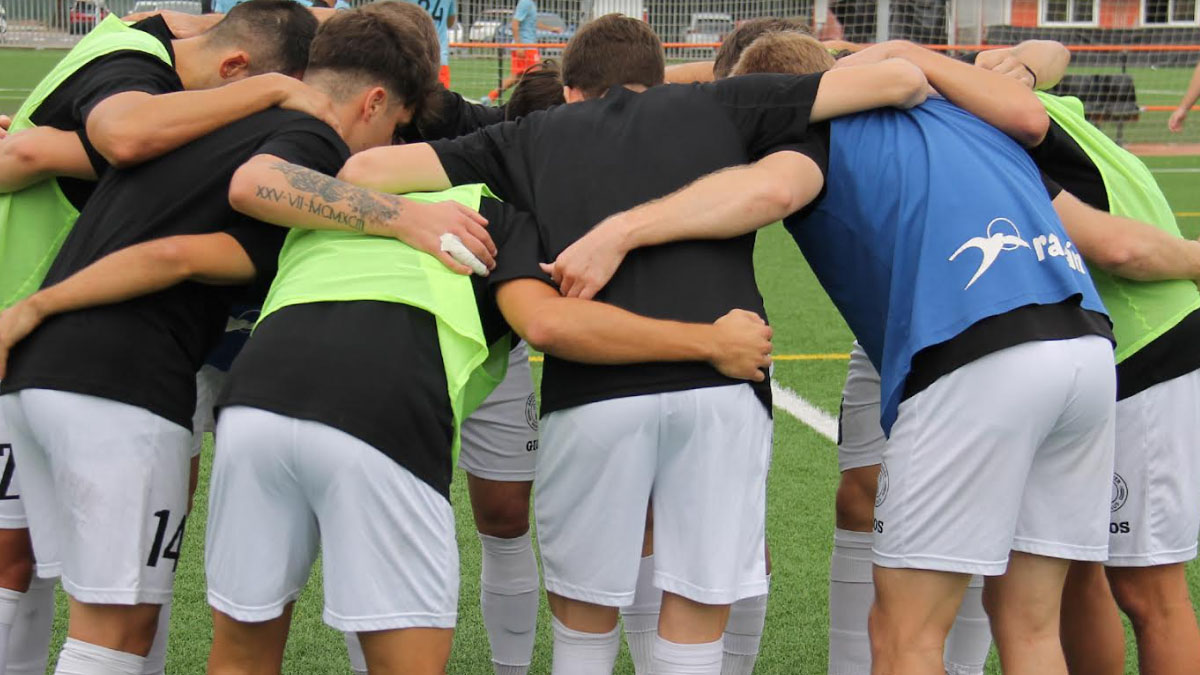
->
<box><xmin>219</xmin><ymin>52</ymin><xmax>251</xmax><ymax>81</ymax></box>
<box><xmin>363</xmin><ymin>87</ymin><xmax>389</xmax><ymax>122</ymax></box>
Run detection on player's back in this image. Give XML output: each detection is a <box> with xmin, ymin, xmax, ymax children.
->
<box><xmin>789</xmin><ymin>97</ymin><xmax>1106</xmax><ymax>431</ymax></box>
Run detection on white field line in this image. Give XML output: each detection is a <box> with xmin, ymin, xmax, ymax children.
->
<box><xmin>1150</xmin><ymin>168</ymin><xmax>1200</xmax><ymax>174</ymax></box>
<box><xmin>771</xmin><ymin>379</ymin><xmax>838</xmax><ymax>443</ymax></box>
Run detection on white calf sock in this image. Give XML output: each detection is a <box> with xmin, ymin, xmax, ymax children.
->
<box><xmin>0</xmin><ymin>586</ymin><xmax>21</xmax><ymax>673</ymax></box>
<box><xmin>652</xmin><ymin>636</ymin><xmax>723</xmax><ymax>675</ymax></box>
<box><xmin>550</xmin><ymin>616</ymin><xmax>620</xmax><ymax>675</ymax></box>
<box><xmin>722</xmin><ymin>580</ymin><xmax>768</xmax><ymax>675</ymax></box>
<box><xmin>54</xmin><ymin>639</ymin><xmax>144</xmax><ymax>675</ymax></box>
<box><xmin>944</xmin><ymin>575</ymin><xmax>990</xmax><ymax>675</ymax></box>
<box><xmin>7</xmin><ymin>575</ymin><xmax>55</xmax><ymax>675</ymax></box>
<box><xmin>828</xmin><ymin>528</ymin><xmax>874</xmax><ymax>675</ymax></box>
<box><xmin>480</xmin><ymin>532</ymin><xmax>540</xmax><ymax>674</ymax></box>
<box><xmin>620</xmin><ymin>555</ymin><xmax>662</xmax><ymax>675</ymax></box>
<box><xmin>140</xmin><ymin>598</ymin><xmax>171</xmax><ymax>675</ymax></box>
<box><xmin>344</xmin><ymin>632</ymin><xmax>368</xmax><ymax>675</ymax></box>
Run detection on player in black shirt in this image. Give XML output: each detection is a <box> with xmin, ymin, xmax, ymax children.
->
<box><xmin>0</xmin><ymin>6</ymin><xmax>468</xmax><ymax>672</ymax></box>
<box><xmin>339</xmin><ymin>15</ymin><xmax>927</xmax><ymax>674</ymax></box>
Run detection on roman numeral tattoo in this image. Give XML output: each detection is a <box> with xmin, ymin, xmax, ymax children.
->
<box><xmin>251</xmin><ymin>162</ymin><xmax>403</xmax><ymax>233</ymax></box>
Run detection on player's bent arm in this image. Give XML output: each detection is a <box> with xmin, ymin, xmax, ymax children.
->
<box><xmin>0</xmin><ymin>233</ymin><xmax>253</xmax><ymax>377</ymax></box>
<box><xmin>337</xmin><ymin>143</ymin><xmax>454</xmax><ymax>195</ymax></box>
<box><xmin>229</xmin><ymin>154</ymin><xmax>494</xmax><ymax>273</ymax></box>
<box><xmin>665</xmin><ymin>61</ymin><xmax>715</xmax><ymax>83</ymax></box>
<box><xmin>840</xmin><ymin>41</ymin><xmax>1048</xmax><ymax>147</ymax></box>
<box><xmin>0</xmin><ymin>127</ymin><xmax>97</xmax><ymax>193</ymax></box>
<box><xmin>86</xmin><ymin>75</ymin><xmax>339</xmax><ymax>169</ymax></box>
<box><xmin>975</xmin><ymin>40</ymin><xmax>1070</xmax><ymax>91</ymax></box>
<box><xmin>1054</xmin><ymin>190</ymin><xmax>1200</xmax><ymax>281</ymax></box>
<box><xmin>544</xmin><ymin>151</ymin><xmax>822</xmax><ymax>299</ymax></box>
<box><xmin>1170</xmin><ymin>62</ymin><xmax>1200</xmax><ymax>132</ymax></box>
<box><xmin>122</xmin><ymin>10</ymin><xmax>223</xmax><ymax>37</ymax></box>
<box><xmin>809</xmin><ymin>58</ymin><xmax>929</xmax><ymax>122</ymax></box>
<box><xmin>495</xmin><ymin>278</ymin><xmax>772</xmax><ymax>381</ymax></box>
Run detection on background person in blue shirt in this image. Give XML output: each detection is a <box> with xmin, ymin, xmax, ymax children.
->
<box><xmin>482</xmin><ymin>0</ymin><xmax>560</xmax><ymax>104</ymax></box>
<box><xmin>215</xmin><ymin>0</ymin><xmax>349</xmax><ymax>12</ymax></box>
<box><xmin>406</xmin><ymin>0</ymin><xmax>456</xmax><ymax>88</ymax></box>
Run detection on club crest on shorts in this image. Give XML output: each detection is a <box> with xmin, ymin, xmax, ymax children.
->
<box><xmin>1111</xmin><ymin>473</ymin><xmax>1129</xmax><ymax>512</ymax></box>
<box><xmin>875</xmin><ymin>462</ymin><xmax>889</xmax><ymax>508</ymax></box>
<box><xmin>525</xmin><ymin>393</ymin><xmax>539</xmax><ymax>431</ymax></box>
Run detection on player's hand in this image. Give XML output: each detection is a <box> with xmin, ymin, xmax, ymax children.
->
<box><xmin>0</xmin><ymin>115</ymin><xmax>11</xmax><ymax>141</ymax></box>
<box><xmin>974</xmin><ymin>50</ymin><xmax>1035</xmax><ymax>89</ymax></box>
<box><xmin>709</xmin><ymin>309</ymin><xmax>772</xmax><ymax>382</ymax></box>
<box><xmin>1169</xmin><ymin>107</ymin><xmax>1189</xmax><ymax>132</ymax></box>
<box><xmin>540</xmin><ymin>215</ymin><xmax>629</xmax><ymax>299</ymax></box>
<box><xmin>270</xmin><ymin>76</ymin><xmax>342</xmax><ymax>135</ymax></box>
<box><xmin>391</xmin><ymin>199</ymin><xmax>495</xmax><ymax>275</ymax></box>
<box><xmin>0</xmin><ymin>298</ymin><xmax>45</xmax><ymax>379</ymax></box>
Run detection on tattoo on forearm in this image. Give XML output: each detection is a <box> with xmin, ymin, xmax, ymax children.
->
<box><xmin>250</xmin><ymin>161</ymin><xmax>402</xmax><ymax>233</ymax></box>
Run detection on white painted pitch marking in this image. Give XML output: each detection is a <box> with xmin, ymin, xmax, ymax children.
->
<box><xmin>771</xmin><ymin>380</ymin><xmax>838</xmax><ymax>443</ymax></box>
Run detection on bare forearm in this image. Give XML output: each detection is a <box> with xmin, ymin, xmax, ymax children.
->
<box><xmin>1180</xmin><ymin>62</ymin><xmax>1200</xmax><ymax>111</ymax></box>
<box><xmin>27</xmin><ymin>241</ymin><xmax>195</xmax><ymax>319</ymax></box>
<box><xmin>337</xmin><ymin>143</ymin><xmax>453</xmax><ymax>194</ymax></box>
<box><xmin>518</xmin><ymin>297</ymin><xmax>716</xmax><ymax>364</ymax></box>
<box><xmin>0</xmin><ymin>128</ymin><xmax>96</xmax><ymax>193</ymax></box>
<box><xmin>230</xmin><ymin>158</ymin><xmax>409</xmax><ymax>238</ymax></box>
<box><xmin>665</xmin><ymin>61</ymin><xmax>715</xmax><ymax>83</ymax></box>
<box><xmin>87</xmin><ymin>77</ymin><xmax>289</xmax><ymax>167</ymax></box>
<box><xmin>1097</xmin><ymin>221</ymin><xmax>1200</xmax><ymax>282</ymax></box>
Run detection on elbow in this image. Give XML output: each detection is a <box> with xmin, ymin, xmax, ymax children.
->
<box><xmin>227</xmin><ymin>168</ymin><xmax>257</xmax><ymax>215</ymax></box>
<box><xmin>763</xmin><ymin>178</ymin><xmax>807</xmax><ymax>218</ymax></box>
<box><xmin>1087</xmin><ymin>237</ymin><xmax>1144</xmax><ymax>277</ymax></box>
<box><xmin>338</xmin><ymin>153</ymin><xmax>376</xmax><ymax>188</ymax></box>
<box><xmin>889</xmin><ymin>60</ymin><xmax>929</xmax><ymax>109</ymax></box>
<box><xmin>145</xmin><ymin>238</ymin><xmax>196</xmax><ymax>279</ymax></box>
<box><xmin>2</xmin><ymin>135</ymin><xmax>43</xmax><ymax>174</ymax></box>
<box><xmin>93</xmin><ymin>128</ymin><xmax>152</xmax><ymax>169</ymax></box>
<box><xmin>518</xmin><ymin>314</ymin><xmax>562</xmax><ymax>355</ymax></box>
<box><xmin>1012</xmin><ymin>106</ymin><xmax>1050</xmax><ymax>147</ymax></box>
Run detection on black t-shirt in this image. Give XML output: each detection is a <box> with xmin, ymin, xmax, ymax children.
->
<box><xmin>397</xmin><ymin>88</ymin><xmax>506</xmax><ymax>144</ymax></box>
<box><xmin>0</xmin><ymin>109</ymin><xmax>349</xmax><ymax>430</ymax></box>
<box><xmin>216</xmin><ymin>197</ymin><xmax>542</xmax><ymax>497</ymax></box>
<box><xmin>430</xmin><ymin>74</ymin><xmax>830</xmax><ymax>415</ymax></box>
<box><xmin>1026</xmin><ymin>119</ymin><xmax>1200</xmax><ymax>396</ymax></box>
<box><xmin>31</xmin><ymin>16</ymin><xmax>182</xmax><ymax>210</ymax></box>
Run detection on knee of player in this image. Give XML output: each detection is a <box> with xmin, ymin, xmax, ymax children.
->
<box><xmin>834</xmin><ymin>471</ymin><xmax>878</xmax><ymax>532</ymax></box>
<box><xmin>472</xmin><ymin>499</ymin><xmax>532</xmax><ymax>539</ymax></box>
<box><xmin>1107</xmin><ymin>566</ymin><xmax>1189</xmax><ymax>622</ymax></box>
<box><xmin>0</xmin><ymin>531</ymin><xmax>36</xmax><ymax>589</ymax></box>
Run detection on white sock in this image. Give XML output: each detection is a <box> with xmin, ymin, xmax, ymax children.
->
<box><xmin>54</xmin><ymin>638</ymin><xmax>145</xmax><ymax>675</ymax></box>
<box><xmin>550</xmin><ymin>616</ymin><xmax>619</xmax><ymax>675</ymax></box>
<box><xmin>344</xmin><ymin>632</ymin><xmax>368</xmax><ymax>675</ymax></box>
<box><xmin>722</xmin><ymin>581</ymin><xmax>768</xmax><ymax>675</ymax></box>
<box><xmin>0</xmin><ymin>586</ymin><xmax>21</xmax><ymax>673</ymax></box>
<box><xmin>652</xmin><ymin>636</ymin><xmax>723</xmax><ymax>675</ymax></box>
<box><xmin>944</xmin><ymin>575</ymin><xmax>990</xmax><ymax>675</ymax></box>
<box><xmin>620</xmin><ymin>555</ymin><xmax>661</xmax><ymax>675</ymax></box>
<box><xmin>480</xmin><ymin>532</ymin><xmax>540</xmax><ymax>674</ymax></box>
<box><xmin>140</xmin><ymin>598</ymin><xmax>171</xmax><ymax>675</ymax></box>
<box><xmin>7</xmin><ymin>575</ymin><xmax>55</xmax><ymax>675</ymax></box>
<box><xmin>828</xmin><ymin>528</ymin><xmax>873</xmax><ymax>675</ymax></box>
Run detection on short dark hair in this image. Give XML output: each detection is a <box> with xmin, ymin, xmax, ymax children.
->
<box><xmin>562</xmin><ymin>14</ymin><xmax>664</xmax><ymax>99</ymax></box>
<box><xmin>713</xmin><ymin>17</ymin><xmax>810</xmax><ymax>79</ymax></box>
<box><xmin>506</xmin><ymin>60</ymin><xmax>565</xmax><ymax>120</ymax></box>
<box><xmin>733</xmin><ymin>32</ymin><xmax>834</xmax><ymax>77</ymax></box>
<box><xmin>206</xmin><ymin>0</ymin><xmax>318</xmax><ymax>76</ymax></box>
<box><xmin>307</xmin><ymin>5</ymin><xmax>442</xmax><ymax>125</ymax></box>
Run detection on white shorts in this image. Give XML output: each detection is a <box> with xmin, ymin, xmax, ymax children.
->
<box><xmin>535</xmin><ymin>384</ymin><xmax>771</xmax><ymax>607</ymax></box>
<box><xmin>837</xmin><ymin>343</ymin><xmax>885</xmax><ymax>472</ymax></box>
<box><xmin>206</xmin><ymin>406</ymin><xmax>459</xmax><ymax>632</ymax></box>
<box><xmin>190</xmin><ymin>365</ymin><xmax>225</xmax><ymax>459</ymax></box>
<box><xmin>1107</xmin><ymin>368</ymin><xmax>1200</xmax><ymax>567</ymax></box>
<box><xmin>458</xmin><ymin>342</ymin><xmax>537</xmax><ymax>482</ymax></box>
<box><xmin>0</xmin><ymin>401</ymin><xmax>27</xmax><ymax>529</ymax></box>
<box><xmin>874</xmin><ymin>336</ymin><xmax>1116</xmax><ymax>576</ymax></box>
<box><xmin>0</xmin><ymin>389</ymin><xmax>191</xmax><ymax>604</ymax></box>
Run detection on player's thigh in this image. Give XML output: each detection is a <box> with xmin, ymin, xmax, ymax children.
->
<box><xmin>535</xmin><ymin>394</ymin><xmax>658</xmax><ymax>607</ymax></box>
<box><xmin>459</xmin><ymin>343</ymin><xmax>537</xmax><ymax>486</ymax></box>
<box><xmin>653</xmin><ymin>384</ymin><xmax>771</xmax><ymax>605</ymax></box>
<box><xmin>1014</xmin><ymin>336</ymin><xmax>1116</xmax><ymax>564</ymax></box>
<box><xmin>0</xmin><ymin>394</ymin><xmax>58</xmax><ymax>579</ymax></box>
<box><xmin>874</xmin><ymin>340</ymin><xmax>1092</xmax><ymax>576</ymax></box>
<box><xmin>297</xmin><ymin>417</ymin><xmax>459</xmax><ymax>633</ymax></box>
<box><xmin>359</xmin><ymin>626</ymin><xmax>453</xmax><ymax>675</ymax></box>
<box><xmin>1106</xmin><ymin>367</ymin><xmax>1200</xmax><ymax>568</ymax></box>
<box><xmin>13</xmin><ymin>389</ymin><xmax>190</xmax><ymax>604</ymax></box>
<box><xmin>206</xmin><ymin>406</ymin><xmax>318</xmax><ymax>623</ymax></box>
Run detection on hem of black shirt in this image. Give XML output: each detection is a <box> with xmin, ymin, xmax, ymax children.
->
<box><xmin>216</xmin><ymin>396</ymin><xmax>454</xmax><ymax>501</ymax></box>
<box><xmin>903</xmin><ymin>299</ymin><xmax>1115</xmax><ymax>400</ymax></box>
<box><xmin>1116</xmin><ymin>308</ymin><xmax>1200</xmax><ymax>400</ymax></box>
<box><xmin>541</xmin><ymin>374</ymin><xmax>772</xmax><ymax>418</ymax></box>
<box><xmin>0</xmin><ymin>378</ymin><xmax>192</xmax><ymax>432</ymax></box>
